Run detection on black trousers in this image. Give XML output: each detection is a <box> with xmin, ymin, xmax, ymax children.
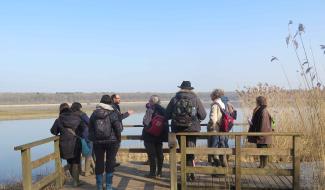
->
<box><xmin>144</xmin><ymin>141</ymin><xmax>164</xmax><ymax>174</ymax></box>
<box><xmin>177</xmin><ymin>136</ymin><xmax>196</xmax><ymax>167</ymax></box>
<box><xmin>93</xmin><ymin>142</ymin><xmax>119</xmax><ymax>175</ymax></box>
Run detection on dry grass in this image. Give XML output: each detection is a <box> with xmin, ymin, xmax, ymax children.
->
<box><xmin>237</xmin><ymin>83</ymin><xmax>325</xmax><ymax>188</ymax></box>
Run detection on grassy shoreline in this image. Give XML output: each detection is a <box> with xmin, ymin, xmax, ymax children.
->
<box><xmin>0</xmin><ymin>101</ymin><xmax>242</xmax><ymax>121</ymax></box>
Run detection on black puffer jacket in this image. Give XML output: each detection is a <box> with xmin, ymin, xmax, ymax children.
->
<box><xmin>50</xmin><ymin>109</ymin><xmax>86</xmax><ymax>160</ymax></box>
<box><xmin>142</xmin><ymin>104</ymin><xmax>169</xmax><ymax>143</ymax></box>
<box><xmin>166</xmin><ymin>90</ymin><xmax>207</xmax><ymax>132</ymax></box>
<box><xmin>89</xmin><ymin>103</ymin><xmax>123</xmax><ymax>144</ymax></box>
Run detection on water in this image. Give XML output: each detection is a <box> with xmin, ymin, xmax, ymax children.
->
<box><xmin>0</xmin><ymin>109</ymin><xmax>244</xmax><ymax>183</ymax></box>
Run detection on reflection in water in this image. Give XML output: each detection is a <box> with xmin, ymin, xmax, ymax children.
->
<box><xmin>0</xmin><ymin>109</ymin><xmax>244</xmax><ymax>182</ymax></box>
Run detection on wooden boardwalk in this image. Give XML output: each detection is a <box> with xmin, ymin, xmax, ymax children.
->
<box><xmin>14</xmin><ymin>128</ymin><xmax>302</xmax><ymax>190</ymax></box>
<box><xmin>62</xmin><ymin>161</ymin><xmax>293</xmax><ymax>190</ymax></box>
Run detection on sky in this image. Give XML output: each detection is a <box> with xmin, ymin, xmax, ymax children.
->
<box><xmin>0</xmin><ymin>0</ymin><xmax>324</xmax><ymax>92</ymax></box>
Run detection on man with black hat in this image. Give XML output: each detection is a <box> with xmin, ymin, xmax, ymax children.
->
<box><xmin>166</xmin><ymin>81</ymin><xmax>207</xmax><ymax>182</ymax></box>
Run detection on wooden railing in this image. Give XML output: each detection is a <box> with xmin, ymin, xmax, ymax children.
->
<box><xmin>14</xmin><ymin>136</ymin><xmax>63</xmax><ymax>190</ymax></box>
<box><xmin>168</xmin><ymin>132</ymin><xmax>301</xmax><ymax>190</ymax></box>
<box><xmin>14</xmin><ymin>123</ymin><xmax>301</xmax><ymax>190</ymax></box>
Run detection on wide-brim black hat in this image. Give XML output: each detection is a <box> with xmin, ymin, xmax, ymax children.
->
<box><xmin>178</xmin><ymin>81</ymin><xmax>194</xmax><ymax>90</ymax></box>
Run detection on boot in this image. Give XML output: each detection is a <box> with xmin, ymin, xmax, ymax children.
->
<box><xmin>96</xmin><ymin>174</ymin><xmax>103</xmax><ymax>190</ymax></box>
<box><xmin>156</xmin><ymin>158</ymin><xmax>163</xmax><ymax>177</ymax></box>
<box><xmin>219</xmin><ymin>155</ymin><xmax>228</xmax><ymax>167</ymax></box>
<box><xmin>146</xmin><ymin>158</ymin><xmax>156</xmax><ymax>178</ymax></box>
<box><xmin>84</xmin><ymin>157</ymin><xmax>93</xmax><ymax>177</ymax></box>
<box><xmin>259</xmin><ymin>156</ymin><xmax>268</xmax><ymax>168</ymax></box>
<box><xmin>106</xmin><ymin>173</ymin><xmax>113</xmax><ymax>190</ymax></box>
<box><xmin>71</xmin><ymin>164</ymin><xmax>80</xmax><ymax>187</ymax></box>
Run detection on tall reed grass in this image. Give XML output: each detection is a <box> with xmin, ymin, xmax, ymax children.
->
<box><xmin>237</xmin><ymin>21</ymin><xmax>325</xmax><ymax>188</ymax></box>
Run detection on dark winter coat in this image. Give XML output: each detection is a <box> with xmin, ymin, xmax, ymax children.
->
<box><xmin>113</xmin><ymin>103</ymin><xmax>130</xmax><ymax>122</ymax></box>
<box><xmin>248</xmin><ymin>106</ymin><xmax>272</xmax><ymax>144</ymax></box>
<box><xmin>141</xmin><ymin>104</ymin><xmax>169</xmax><ymax>143</ymax></box>
<box><xmin>89</xmin><ymin>103</ymin><xmax>123</xmax><ymax>144</ymax></box>
<box><xmin>166</xmin><ymin>90</ymin><xmax>207</xmax><ymax>132</ymax></box>
<box><xmin>73</xmin><ymin>110</ymin><xmax>90</xmax><ymax>139</ymax></box>
<box><xmin>50</xmin><ymin>109</ymin><xmax>87</xmax><ymax>160</ymax></box>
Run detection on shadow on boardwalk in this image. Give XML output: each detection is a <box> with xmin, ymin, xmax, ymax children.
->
<box><xmin>62</xmin><ymin>162</ymin><xmax>170</xmax><ymax>190</ymax></box>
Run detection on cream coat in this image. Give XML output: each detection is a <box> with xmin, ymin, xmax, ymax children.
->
<box><xmin>208</xmin><ymin>99</ymin><xmax>225</xmax><ymax>132</ymax></box>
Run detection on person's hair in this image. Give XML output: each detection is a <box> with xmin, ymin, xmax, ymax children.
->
<box><xmin>256</xmin><ymin>96</ymin><xmax>267</xmax><ymax>106</ymax></box>
<box><xmin>149</xmin><ymin>95</ymin><xmax>161</xmax><ymax>105</ymax></box>
<box><xmin>59</xmin><ymin>103</ymin><xmax>70</xmax><ymax>114</ymax></box>
<box><xmin>71</xmin><ymin>102</ymin><xmax>82</xmax><ymax>112</ymax></box>
<box><xmin>100</xmin><ymin>95</ymin><xmax>112</xmax><ymax>105</ymax></box>
<box><xmin>111</xmin><ymin>94</ymin><xmax>118</xmax><ymax>99</ymax></box>
<box><xmin>210</xmin><ymin>89</ymin><xmax>225</xmax><ymax>101</ymax></box>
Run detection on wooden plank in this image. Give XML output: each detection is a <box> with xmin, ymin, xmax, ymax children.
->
<box><xmin>32</xmin><ymin>172</ymin><xmax>59</xmax><ymax>190</ymax></box>
<box><xmin>235</xmin><ymin>135</ymin><xmax>241</xmax><ymax>190</ymax></box>
<box><xmin>250</xmin><ymin>162</ymin><xmax>265</xmax><ymax>189</ymax></box>
<box><xmin>31</xmin><ymin>152</ymin><xmax>57</xmax><ymax>169</ymax></box>
<box><xmin>242</xmin><ymin>162</ymin><xmax>257</xmax><ymax>189</ymax></box>
<box><xmin>122</xmin><ymin>123</ymin><xmax>248</xmax><ymax>128</ymax></box>
<box><xmin>21</xmin><ymin>149</ymin><xmax>32</xmax><ymax>190</ymax></box>
<box><xmin>241</xmin><ymin>148</ymin><xmax>293</xmax><ymax>156</ymax></box>
<box><xmin>264</xmin><ymin>170</ymin><xmax>281</xmax><ymax>189</ymax></box>
<box><xmin>268</xmin><ymin>163</ymin><xmax>289</xmax><ymax>189</ymax></box>
<box><xmin>168</xmin><ymin>133</ymin><xmax>178</xmax><ymax>190</ymax></box>
<box><xmin>121</xmin><ymin>135</ymin><xmax>142</xmax><ymax>140</ymax></box>
<box><xmin>186</xmin><ymin>166</ymin><xmax>234</xmax><ymax>175</ymax></box>
<box><xmin>176</xmin><ymin>132</ymin><xmax>302</xmax><ymax>137</ymax></box>
<box><xmin>54</xmin><ymin>139</ymin><xmax>63</xmax><ymax>189</ymax></box>
<box><xmin>118</xmin><ymin>148</ymin><xmax>173</xmax><ymax>153</ymax></box>
<box><xmin>241</xmin><ymin>168</ymin><xmax>293</xmax><ymax>176</ymax></box>
<box><xmin>114</xmin><ymin>171</ymin><xmax>170</xmax><ymax>187</ymax></box>
<box><xmin>14</xmin><ymin>136</ymin><xmax>59</xmax><ymax>151</ymax></box>
<box><xmin>186</xmin><ymin>147</ymin><xmax>234</xmax><ymax>155</ymax></box>
<box><xmin>180</xmin><ymin>135</ymin><xmax>187</xmax><ymax>190</ymax></box>
<box><xmin>293</xmin><ymin>136</ymin><xmax>300</xmax><ymax>190</ymax></box>
<box><xmin>276</xmin><ymin>163</ymin><xmax>293</xmax><ymax>189</ymax></box>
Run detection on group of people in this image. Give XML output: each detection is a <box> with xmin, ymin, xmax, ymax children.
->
<box><xmin>50</xmin><ymin>81</ymin><xmax>273</xmax><ymax>189</ymax></box>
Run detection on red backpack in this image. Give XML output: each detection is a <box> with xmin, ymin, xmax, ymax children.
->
<box><xmin>216</xmin><ymin>103</ymin><xmax>234</xmax><ymax>132</ymax></box>
<box><xmin>145</xmin><ymin>114</ymin><xmax>165</xmax><ymax>136</ymax></box>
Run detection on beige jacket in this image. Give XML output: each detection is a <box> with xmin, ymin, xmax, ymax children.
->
<box><xmin>207</xmin><ymin>99</ymin><xmax>225</xmax><ymax>132</ymax></box>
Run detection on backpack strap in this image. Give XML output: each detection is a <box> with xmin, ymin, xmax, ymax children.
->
<box><xmin>214</xmin><ymin>102</ymin><xmax>226</xmax><ymax>115</ymax></box>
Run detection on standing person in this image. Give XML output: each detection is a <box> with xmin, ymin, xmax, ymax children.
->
<box><xmin>71</xmin><ymin>102</ymin><xmax>95</xmax><ymax>177</ymax></box>
<box><xmin>142</xmin><ymin>95</ymin><xmax>169</xmax><ymax>178</ymax></box>
<box><xmin>248</xmin><ymin>96</ymin><xmax>272</xmax><ymax>168</ymax></box>
<box><xmin>166</xmin><ymin>81</ymin><xmax>207</xmax><ymax>181</ymax></box>
<box><xmin>89</xmin><ymin>95</ymin><xmax>123</xmax><ymax>190</ymax></box>
<box><xmin>111</xmin><ymin>94</ymin><xmax>134</xmax><ymax>167</ymax></box>
<box><xmin>50</xmin><ymin>103</ymin><xmax>87</xmax><ymax>187</ymax></box>
<box><xmin>207</xmin><ymin>89</ymin><xmax>229</xmax><ymax>167</ymax></box>
<box><xmin>111</xmin><ymin>94</ymin><xmax>134</xmax><ymax>122</ymax></box>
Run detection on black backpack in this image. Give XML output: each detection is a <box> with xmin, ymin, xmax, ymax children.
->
<box><xmin>171</xmin><ymin>97</ymin><xmax>194</xmax><ymax>127</ymax></box>
<box><xmin>93</xmin><ymin>112</ymin><xmax>112</xmax><ymax>140</ymax></box>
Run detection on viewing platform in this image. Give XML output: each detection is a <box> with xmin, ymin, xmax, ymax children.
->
<box><xmin>14</xmin><ymin>124</ymin><xmax>302</xmax><ymax>190</ymax></box>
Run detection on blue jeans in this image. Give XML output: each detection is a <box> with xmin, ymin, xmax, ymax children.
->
<box><xmin>208</xmin><ymin>135</ymin><xmax>229</xmax><ymax>163</ymax></box>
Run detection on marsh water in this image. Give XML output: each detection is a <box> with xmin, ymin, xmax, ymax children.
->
<box><xmin>0</xmin><ymin>108</ymin><xmax>245</xmax><ymax>183</ymax></box>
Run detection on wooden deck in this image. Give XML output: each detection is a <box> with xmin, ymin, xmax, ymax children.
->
<box><xmin>62</xmin><ymin>161</ymin><xmax>293</xmax><ymax>190</ymax></box>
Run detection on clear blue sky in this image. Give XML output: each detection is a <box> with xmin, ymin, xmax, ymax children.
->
<box><xmin>1</xmin><ymin>0</ymin><xmax>324</xmax><ymax>92</ymax></box>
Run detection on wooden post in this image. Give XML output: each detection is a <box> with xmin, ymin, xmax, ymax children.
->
<box><xmin>21</xmin><ymin>149</ymin><xmax>32</xmax><ymax>190</ymax></box>
<box><xmin>169</xmin><ymin>133</ymin><xmax>178</xmax><ymax>190</ymax></box>
<box><xmin>235</xmin><ymin>135</ymin><xmax>241</xmax><ymax>190</ymax></box>
<box><xmin>293</xmin><ymin>136</ymin><xmax>300</xmax><ymax>190</ymax></box>
<box><xmin>54</xmin><ymin>139</ymin><xmax>63</xmax><ymax>188</ymax></box>
<box><xmin>180</xmin><ymin>135</ymin><xmax>187</xmax><ymax>190</ymax></box>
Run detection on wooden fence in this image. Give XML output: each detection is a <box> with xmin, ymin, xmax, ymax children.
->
<box><xmin>14</xmin><ymin>124</ymin><xmax>301</xmax><ymax>190</ymax></box>
<box><xmin>168</xmin><ymin>132</ymin><xmax>301</xmax><ymax>190</ymax></box>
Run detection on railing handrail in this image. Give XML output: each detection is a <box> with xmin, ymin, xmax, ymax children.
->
<box><xmin>13</xmin><ymin>123</ymin><xmax>249</xmax><ymax>151</ymax></box>
<box><xmin>14</xmin><ymin>136</ymin><xmax>59</xmax><ymax>151</ymax></box>
<box><xmin>176</xmin><ymin>132</ymin><xmax>302</xmax><ymax>136</ymax></box>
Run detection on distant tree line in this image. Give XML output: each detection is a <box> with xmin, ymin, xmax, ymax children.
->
<box><xmin>0</xmin><ymin>92</ymin><xmax>238</xmax><ymax>105</ymax></box>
